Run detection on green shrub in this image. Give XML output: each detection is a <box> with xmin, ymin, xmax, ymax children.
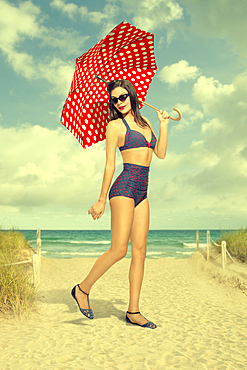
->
<box><xmin>220</xmin><ymin>228</ymin><xmax>247</xmax><ymax>263</ymax></box>
<box><xmin>0</xmin><ymin>230</ymin><xmax>36</xmax><ymax>316</ymax></box>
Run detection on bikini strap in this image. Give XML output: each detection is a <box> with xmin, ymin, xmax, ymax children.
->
<box><xmin>122</xmin><ymin>118</ymin><xmax>130</xmax><ymax>130</ymax></box>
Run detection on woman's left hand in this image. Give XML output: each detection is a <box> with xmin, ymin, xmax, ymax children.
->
<box><xmin>157</xmin><ymin>110</ymin><xmax>170</xmax><ymax>125</ymax></box>
<box><xmin>88</xmin><ymin>200</ymin><xmax>105</xmax><ymax>220</ymax></box>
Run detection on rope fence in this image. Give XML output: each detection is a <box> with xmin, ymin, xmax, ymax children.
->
<box><xmin>2</xmin><ymin>259</ymin><xmax>33</xmax><ymax>267</ymax></box>
<box><xmin>196</xmin><ymin>230</ymin><xmax>246</xmax><ymax>270</ymax></box>
<box><xmin>0</xmin><ymin>229</ymin><xmax>41</xmax><ymax>285</ymax></box>
<box><xmin>211</xmin><ymin>239</ymin><xmax>244</xmax><ymax>268</ymax></box>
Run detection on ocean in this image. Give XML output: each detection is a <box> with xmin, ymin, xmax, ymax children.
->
<box><xmin>21</xmin><ymin>229</ymin><xmax>223</xmax><ymax>260</ymax></box>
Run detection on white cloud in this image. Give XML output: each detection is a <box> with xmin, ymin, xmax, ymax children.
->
<box><xmin>52</xmin><ymin>0</ymin><xmax>181</xmax><ymax>33</ymax></box>
<box><xmin>0</xmin><ymin>124</ymin><xmax>106</xmax><ymax>210</ymax></box>
<box><xmin>154</xmin><ymin>67</ymin><xmax>247</xmax><ymax>182</ymax></box>
<box><xmin>159</xmin><ymin>60</ymin><xmax>201</xmax><ymax>87</ymax></box>
<box><xmin>117</xmin><ymin>0</ymin><xmax>183</xmax><ymax>32</ymax></box>
<box><xmin>40</xmin><ymin>29</ymin><xmax>89</xmax><ymax>57</ymax></box>
<box><xmin>0</xmin><ymin>0</ymin><xmax>42</xmax><ymax>54</ymax></box>
<box><xmin>201</xmin><ymin>118</ymin><xmax>223</xmax><ymax>134</ymax></box>
<box><xmin>50</xmin><ymin>0</ymin><xmax>119</xmax><ymax>25</ymax></box>
<box><xmin>50</xmin><ymin>0</ymin><xmax>78</xmax><ymax>20</ymax></box>
<box><xmin>191</xmin><ymin>72</ymin><xmax>247</xmax><ymax>159</ymax></box>
<box><xmin>5</xmin><ymin>48</ymin><xmax>74</xmax><ymax>96</ymax></box>
<box><xmin>149</xmin><ymin>68</ymin><xmax>247</xmax><ymax>227</ymax></box>
<box><xmin>190</xmin><ymin>75</ymin><xmax>247</xmax><ymax>198</ymax></box>
<box><xmin>6</xmin><ymin>50</ymin><xmax>35</xmax><ymax>79</ymax></box>
<box><xmin>183</xmin><ymin>0</ymin><xmax>247</xmax><ymax>58</ymax></box>
<box><xmin>192</xmin><ymin>76</ymin><xmax>235</xmax><ymax>114</ymax></box>
<box><xmin>98</xmin><ymin>21</ymin><xmax>119</xmax><ymax>38</ymax></box>
<box><xmin>37</xmin><ymin>58</ymin><xmax>75</xmax><ymax>97</ymax></box>
<box><xmin>170</xmin><ymin>103</ymin><xmax>204</xmax><ymax>133</ymax></box>
<box><xmin>0</xmin><ymin>0</ymin><xmax>88</xmax><ymax>96</ymax></box>
<box><xmin>50</xmin><ymin>0</ymin><xmax>119</xmax><ymax>40</ymax></box>
<box><xmin>133</xmin><ymin>0</ymin><xmax>183</xmax><ymax>30</ymax></box>
<box><xmin>150</xmin><ymin>134</ymin><xmax>247</xmax><ymax>228</ymax></box>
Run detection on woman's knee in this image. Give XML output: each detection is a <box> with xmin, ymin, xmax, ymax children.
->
<box><xmin>109</xmin><ymin>245</ymin><xmax>128</xmax><ymax>261</ymax></box>
<box><xmin>132</xmin><ymin>244</ymin><xmax>146</xmax><ymax>260</ymax></box>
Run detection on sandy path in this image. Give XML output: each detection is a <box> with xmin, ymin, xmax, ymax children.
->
<box><xmin>1</xmin><ymin>253</ymin><xmax>247</xmax><ymax>369</ymax></box>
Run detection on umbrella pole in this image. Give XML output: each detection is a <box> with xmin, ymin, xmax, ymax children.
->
<box><xmin>139</xmin><ymin>99</ymin><xmax>182</xmax><ymax>121</ymax></box>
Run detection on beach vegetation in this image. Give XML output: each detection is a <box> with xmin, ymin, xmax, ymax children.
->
<box><xmin>0</xmin><ymin>230</ymin><xmax>37</xmax><ymax>316</ymax></box>
<box><xmin>219</xmin><ymin>228</ymin><xmax>247</xmax><ymax>263</ymax></box>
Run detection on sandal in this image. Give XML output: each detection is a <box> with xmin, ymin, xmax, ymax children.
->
<box><xmin>126</xmin><ymin>311</ymin><xmax>157</xmax><ymax>329</ymax></box>
<box><xmin>71</xmin><ymin>284</ymin><xmax>94</xmax><ymax>319</ymax></box>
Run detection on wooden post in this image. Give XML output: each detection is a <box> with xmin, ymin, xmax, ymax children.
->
<box><xmin>33</xmin><ymin>254</ymin><xmax>40</xmax><ymax>285</ymax></box>
<box><xmin>207</xmin><ymin>230</ymin><xmax>210</xmax><ymax>260</ymax></box>
<box><xmin>196</xmin><ymin>230</ymin><xmax>199</xmax><ymax>251</ymax></box>
<box><xmin>36</xmin><ymin>229</ymin><xmax>41</xmax><ymax>264</ymax></box>
<box><xmin>221</xmin><ymin>241</ymin><xmax>226</xmax><ymax>269</ymax></box>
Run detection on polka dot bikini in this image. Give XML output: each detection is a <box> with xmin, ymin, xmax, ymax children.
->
<box><xmin>119</xmin><ymin>118</ymin><xmax>157</xmax><ymax>151</ymax></box>
<box><xmin>109</xmin><ymin>118</ymin><xmax>157</xmax><ymax>207</ymax></box>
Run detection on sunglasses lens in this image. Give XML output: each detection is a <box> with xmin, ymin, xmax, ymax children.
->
<box><xmin>111</xmin><ymin>94</ymin><xmax>129</xmax><ymax>105</ymax></box>
<box><xmin>112</xmin><ymin>97</ymin><xmax>118</xmax><ymax>104</ymax></box>
<box><xmin>119</xmin><ymin>94</ymin><xmax>128</xmax><ymax>102</ymax></box>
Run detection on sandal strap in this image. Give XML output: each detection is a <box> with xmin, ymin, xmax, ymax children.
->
<box><xmin>77</xmin><ymin>284</ymin><xmax>88</xmax><ymax>296</ymax></box>
<box><xmin>127</xmin><ymin>311</ymin><xmax>140</xmax><ymax>314</ymax></box>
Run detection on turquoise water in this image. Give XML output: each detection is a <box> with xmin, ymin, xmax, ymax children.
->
<box><xmin>21</xmin><ymin>229</ymin><xmax>223</xmax><ymax>260</ymax></box>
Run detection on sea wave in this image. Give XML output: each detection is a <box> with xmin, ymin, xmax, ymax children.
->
<box><xmin>175</xmin><ymin>251</ymin><xmax>194</xmax><ymax>255</ymax></box>
<box><xmin>42</xmin><ymin>250</ymin><xmax>165</xmax><ymax>258</ymax></box>
<box><xmin>81</xmin><ymin>241</ymin><xmax>111</xmax><ymax>245</ymax></box>
<box><xmin>183</xmin><ymin>243</ymin><xmax>207</xmax><ymax>248</ymax></box>
<box><xmin>146</xmin><ymin>251</ymin><xmax>163</xmax><ymax>255</ymax></box>
<box><xmin>42</xmin><ymin>250</ymin><xmax>104</xmax><ymax>256</ymax></box>
<box><xmin>43</xmin><ymin>240</ymin><xmax>111</xmax><ymax>245</ymax></box>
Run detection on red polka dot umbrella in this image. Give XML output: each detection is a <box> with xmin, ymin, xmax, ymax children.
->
<box><xmin>61</xmin><ymin>20</ymin><xmax>157</xmax><ymax>149</ymax></box>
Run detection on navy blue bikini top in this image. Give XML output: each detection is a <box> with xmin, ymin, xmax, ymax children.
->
<box><xmin>119</xmin><ymin>118</ymin><xmax>157</xmax><ymax>152</ymax></box>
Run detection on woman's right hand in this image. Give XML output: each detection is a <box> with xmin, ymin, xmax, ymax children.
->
<box><xmin>157</xmin><ymin>109</ymin><xmax>170</xmax><ymax>125</ymax></box>
<box><xmin>88</xmin><ymin>200</ymin><xmax>105</xmax><ymax>220</ymax></box>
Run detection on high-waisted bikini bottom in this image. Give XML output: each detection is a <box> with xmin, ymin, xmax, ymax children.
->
<box><xmin>109</xmin><ymin>163</ymin><xmax>149</xmax><ymax>207</ymax></box>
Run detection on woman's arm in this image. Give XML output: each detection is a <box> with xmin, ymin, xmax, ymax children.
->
<box><xmin>88</xmin><ymin>120</ymin><xmax>119</xmax><ymax>220</ymax></box>
<box><xmin>145</xmin><ymin>110</ymin><xmax>169</xmax><ymax>160</ymax></box>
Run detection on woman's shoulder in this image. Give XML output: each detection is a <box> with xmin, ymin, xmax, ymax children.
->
<box><xmin>107</xmin><ymin>118</ymin><xmax>123</xmax><ymax>131</ymax></box>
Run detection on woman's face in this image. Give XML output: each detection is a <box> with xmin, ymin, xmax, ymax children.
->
<box><xmin>111</xmin><ymin>87</ymin><xmax>131</xmax><ymax>115</ymax></box>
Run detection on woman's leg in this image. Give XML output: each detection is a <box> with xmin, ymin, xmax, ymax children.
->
<box><xmin>75</xmin><ymin>196</ymin><xmax>135</xmax><ymax>310</ymax></box>
<box><xmin>127</xmin><ymin>198</ymin><xmax>150</xmax><ymax>326</ymax></box>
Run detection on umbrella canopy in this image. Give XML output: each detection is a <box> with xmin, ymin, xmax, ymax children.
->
<box><xmin>61</xmin><ymin>20</ymin><xmax>157</xmax><ymax>149</ymax></box>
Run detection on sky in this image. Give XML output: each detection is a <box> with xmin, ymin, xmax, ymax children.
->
<box><xmin>0</xmin><ymin>0</ymin><xmax>247</xmax><ymax>230</ymax></box>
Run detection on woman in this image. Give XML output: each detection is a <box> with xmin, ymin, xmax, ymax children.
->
<box><xmin>71</xmin><ymin>79</ymin><xmax>169</xmax><ymax>329</ymax></box>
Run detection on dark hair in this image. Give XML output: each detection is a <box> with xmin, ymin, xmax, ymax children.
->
<box><xmin>107</xmin><ymin>79</ymin><xmax>149</xmax><ymax>128</ymax></box>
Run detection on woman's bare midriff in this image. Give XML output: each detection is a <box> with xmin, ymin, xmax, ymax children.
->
<box><xmin>121</xmin><ymin>147</ymin><xmax>153</xmax><ymax>167</ymax></box>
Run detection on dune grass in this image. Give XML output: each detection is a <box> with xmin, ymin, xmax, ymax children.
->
<box><xmin>0</xmin><ymin>230</ymin><xmax>37</xmax><ymax>316</ymax></box>
<box><xmin>219</xmin><ymin>228</ymin><xmax>247</xmax><ymax>263</ymax></box>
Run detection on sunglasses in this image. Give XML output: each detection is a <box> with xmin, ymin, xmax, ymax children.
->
<box><xmin>111</xmin><ymin>93</ymin><xmax>129</xmax><ymax>105</ymax></box>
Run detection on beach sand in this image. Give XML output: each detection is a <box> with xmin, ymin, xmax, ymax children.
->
<box><xmin>1</xmin><ymin>250</ymin><xmax>247</xmax><ymax>370</ymax></box>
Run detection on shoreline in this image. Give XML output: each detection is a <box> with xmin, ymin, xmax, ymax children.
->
<box><xmin>20</xmin><ymin>229</ymin><xmax>224</xmax><ymax>260</ymax></box>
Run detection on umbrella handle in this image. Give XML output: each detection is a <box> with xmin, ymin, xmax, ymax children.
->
<box><xmin>139</xmin><ymin>99</ymin><xmax>182</xmax><ymax>121</ymax></box>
